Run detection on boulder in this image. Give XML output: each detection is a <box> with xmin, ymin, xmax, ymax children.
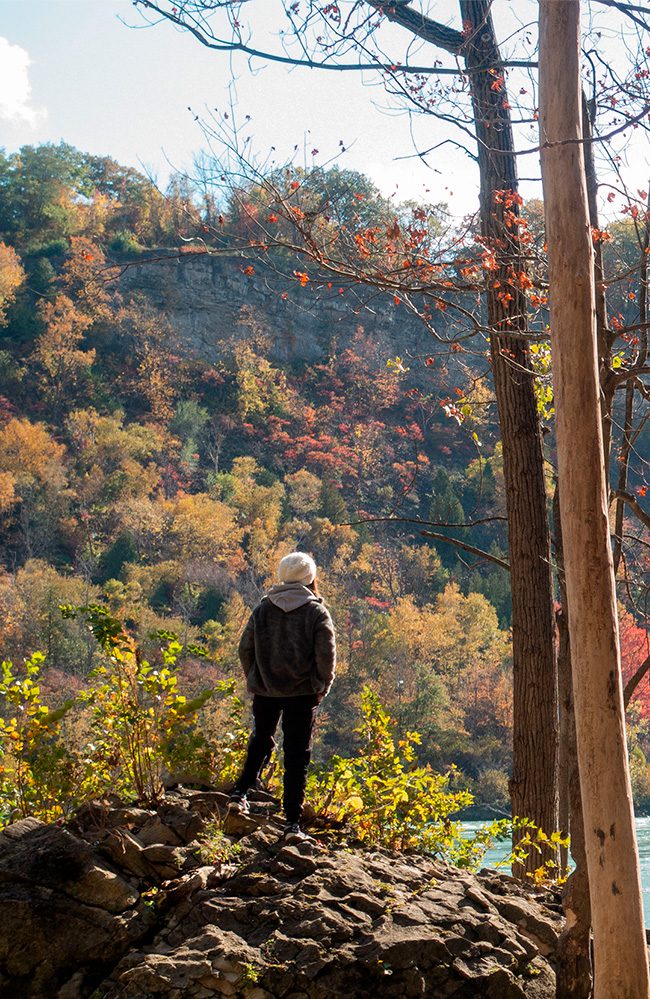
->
<box><xmin>0</xmin><ymin>819</ymin><xmax>156</xmax><ymax>998</ymax></box>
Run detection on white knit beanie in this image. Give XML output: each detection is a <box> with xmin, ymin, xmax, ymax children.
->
<box><xmin>277</xmin><ymin>551</ymin><xmax>317</xmax><ymax>586</ymax></box>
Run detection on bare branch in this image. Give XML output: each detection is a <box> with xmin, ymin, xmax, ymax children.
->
<box><xmin>366</xmin><ymin>1</ymin><xmax>464</xmax><ymax>55</ymax></box>
<box><xmin>135</xmin><ymin>0</ymin><xmax>533</xmax><ymax>75</ymax></box>
<box><xmin>611</xmin><ymin>490</ymin><xmax>650</xmax><ymax>532</ymax></box>
<box><xmin>624</xmin><ymin>652</ymin><xmax>650</xmax><ymax>709</ymax></box>
<box><xmin>344</xmin><ymin>514</ymin><xmax>507</xmax><ymax>528</ymax></box>
<box><xmin>419</xmin><ymin>529</ymin><xmax>510</xmax><ymax>570</ymax></box>
<box><xmin>593</xmin><ymin>0</ymin><xmax>650</xmax><ymax>32</ymax></box>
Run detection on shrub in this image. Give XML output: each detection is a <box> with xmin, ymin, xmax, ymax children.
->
<box><xmin>108</xmin><ymin>230</ymin><xmax>144</xmax><ymax>257</ymax></box>
<box><xmin>160</xmin><ymin>675</ymin><xmax>249</xmax><ymax>788</ymax></box>
<box><xmin>0</xmin><ymin>605</ymin><xmax>251</xmax><ymax>826</ymax></box>
<box><xmin>0</xmin><ymin>652</ymin><xmax>83</xmax><ymax>823</ymax></box>
<box><xmin>195</xmin><ymin>819</ymin><xmax>241</xmax><ymax>865</ymax></box>
<box><xmin>307</xmin><ymin>685</ymin><xmax>473</xmax><ymax>855</ymax></box>
<box><xmin>64</xmin><ymin>605</ymin><xmax>214</xmax><ymax>803</ymax></box>
<box><xmin>307</xmin><ymin>686</ymin><xmax>568</xmax><ymax>878</ymax></box>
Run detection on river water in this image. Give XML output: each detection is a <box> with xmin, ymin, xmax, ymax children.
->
<box><xmin>464</xmin><ymin>816</ymin><xmax>650</xmax><ymax>925</ymax></box>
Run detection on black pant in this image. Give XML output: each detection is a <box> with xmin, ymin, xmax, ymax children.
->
<box><xmin>233</xmin><ymin>693</ymin><xmax>318</xmax><ymax>824</ymax></box>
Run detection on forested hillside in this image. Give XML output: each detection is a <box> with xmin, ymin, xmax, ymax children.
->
<box><xmin>0</xmin><ymin>142</ymin><xmax>648</xmax><ymax>811</ymax></box>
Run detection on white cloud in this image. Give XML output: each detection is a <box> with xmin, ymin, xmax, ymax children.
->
<box><xmin>0</xmin><ymin>37</ymin><xmax>46</xmax><ymax>127</ymax></box>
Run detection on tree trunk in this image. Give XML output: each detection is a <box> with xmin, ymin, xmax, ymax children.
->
<box><xmin>554</xmin><ymin>486</ymin><xmax>592</xmax><ymax>999</ymax></box>
<box><xmin>582</xmin><ymin>89</ymin><xmax>617</xmax><ymax>491</ymax></box>
<box><xmin>556</xmin><ymin>612</ymin><xmax>570</xmax><ymax>873</ymax></box>
<box><xmin>555</xmin><ymin>604</ymin><xmax>593</xmax><ymax>999</ymax></box>
<box><xmin>539</xmin><ymin>2</ymin><xmax>649</xmax><ymax>995</ymax></box>
<box><xmin>460</xmin><ymin>0</ymin><xmax>558</xmax><ymax>873</ymax></box>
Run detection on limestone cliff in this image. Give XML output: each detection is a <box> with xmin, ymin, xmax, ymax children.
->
<box><xmin>118</xmin><ymin>253</ymin><xmax>455</xmax><ymax>369</ymax></box>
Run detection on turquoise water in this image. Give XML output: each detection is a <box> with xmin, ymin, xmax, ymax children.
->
<box><xmin>464</xmin><ymin>816</ymin><xmax>650</xmax><ymax>925</ymax></box>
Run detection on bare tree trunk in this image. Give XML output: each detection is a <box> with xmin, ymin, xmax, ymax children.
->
<box><xmin>582</xmin><ymin>93</ymin><xmax>612</xmax><ymax>410</ymax></box>
<box><xmin>556</xmin><ymin>742</ymin><xmax>593</xmax><ymax>999</ymax></box>
<box><xmin>613</xmin><ymin>177</ymin><xmax>649</xmax><ymax>573</ymax></box>
<box><xmin>554</xmin><ymin>486</ymin><xmax>592</xmax><ymax>999</ymax></box>
<box><xmin>613</xmin><ymin>378</ymin><xmax>636</xmax><ymax>573</ymax></box>
<box><xmin>460</xmin><ymin>0</ymin><xmax>558</xmax><ymax>873</ymax></box>
<box><xmin>555</xmin><ymin>615</ymin><xmax>593</xmax><ymax>999</ymax></box>
<box><xmin>540</xmin><ymin>2</ymin><xmax>649</xmax><ymax>994</ymax></box>
<box><xmin>556</xmin><ymin>632</ymin><xmax>570</xmax><ymax>870</ymax></box>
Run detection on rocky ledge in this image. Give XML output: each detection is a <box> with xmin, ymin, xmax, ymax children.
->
<box><xmin>0</xmin><ymin>789</ymin><xmax>562</xmax><ymax>998</ymax></box>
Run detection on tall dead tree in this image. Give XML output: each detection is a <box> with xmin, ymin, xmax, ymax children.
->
<box><xmin>539</xmin><ymin>1</ymin><xmax>649</xmax><ymax>994</ymax></box>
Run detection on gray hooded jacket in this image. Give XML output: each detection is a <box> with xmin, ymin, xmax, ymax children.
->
<box><xmin>238</xmin><ymin>583</ymin><xmax>336</xmax><ymax>698</ymax></box>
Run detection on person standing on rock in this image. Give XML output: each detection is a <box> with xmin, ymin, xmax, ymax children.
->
<box><xmin>228</xmin><ymin>552</ymin><xmax>336</xmax><ymax>842</ymax></box>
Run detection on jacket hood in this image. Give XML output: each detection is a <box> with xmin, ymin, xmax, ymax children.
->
<box><xmin>266</xmin><ymin>582</ymin><xmax>321</xmax><ymax>613</ymax></box>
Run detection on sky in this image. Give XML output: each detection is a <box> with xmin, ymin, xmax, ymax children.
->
<box><xmin>0</xmin><ymin>0</ymin><xmax>647</xmax><ymax>216</ymax></box>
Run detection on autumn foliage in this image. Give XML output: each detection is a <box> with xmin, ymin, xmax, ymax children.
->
<box><xmin>0</xmin><ymin>143</ymin><xmax>648</xmax><ymax>813</ymax></box>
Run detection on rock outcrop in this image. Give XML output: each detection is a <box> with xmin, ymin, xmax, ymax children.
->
<box><xmin>0</xmin><ymin>790</ymin><xmax>562</xmax><ymax>998</ymax></box>
<box><xmin>118</xmin><ymin>253</ymin><xmax>457</xmax><ymax>369</ymax></box>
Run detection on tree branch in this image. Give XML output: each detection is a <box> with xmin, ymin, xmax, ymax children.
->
<box><xmin>419</xmin><ymin>530</ymin><xmax>510</xmax><ymax>570</ymax></box>
<box><xmin>624</xmin><ymin>652</ymin><xmax>650</xmax><ymax>709</ymax></box>
<box><xmin>345</xmin><ymin>514</ymin><xmax>507</xmax><ymax>528</ymax></box>
<box><xmin>611</xmin><ymin>490</ymin><xmax>650</xmax><ymax>532</ymax></box>
<box><xmin>593</xmin><ymin>0</ymin><xmax>650</xmax><ymax>32</ymax></box>
<box><xmin>135</xmin><ymin>0</ymin><xmax>534</xmax><ymax>73</ymax></box>
<box><xmin>367</xmin><ymin>1</ymin><xmax>464</xmax><ymax>55</ymax></box>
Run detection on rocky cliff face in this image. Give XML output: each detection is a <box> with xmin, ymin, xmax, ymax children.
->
<box><xmin>118</xmin><ymin>253</ymin><xmax>451</xmax><ymax>368</ymax></box>
<box><xmin>0</xmin><ymin>790</ymin><xmax>562</xmax><ymax>999</ymax></box>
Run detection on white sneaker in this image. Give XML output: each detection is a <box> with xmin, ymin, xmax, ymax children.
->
<box><xmin>228</xmin><ymin>795</ymin><xmax>250</xmax><ymax>816</ymax></box>
<box><xmin>283</xmin><ymin>822</ymin><xmax>313</xmax><ymax>843</ymax></box>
